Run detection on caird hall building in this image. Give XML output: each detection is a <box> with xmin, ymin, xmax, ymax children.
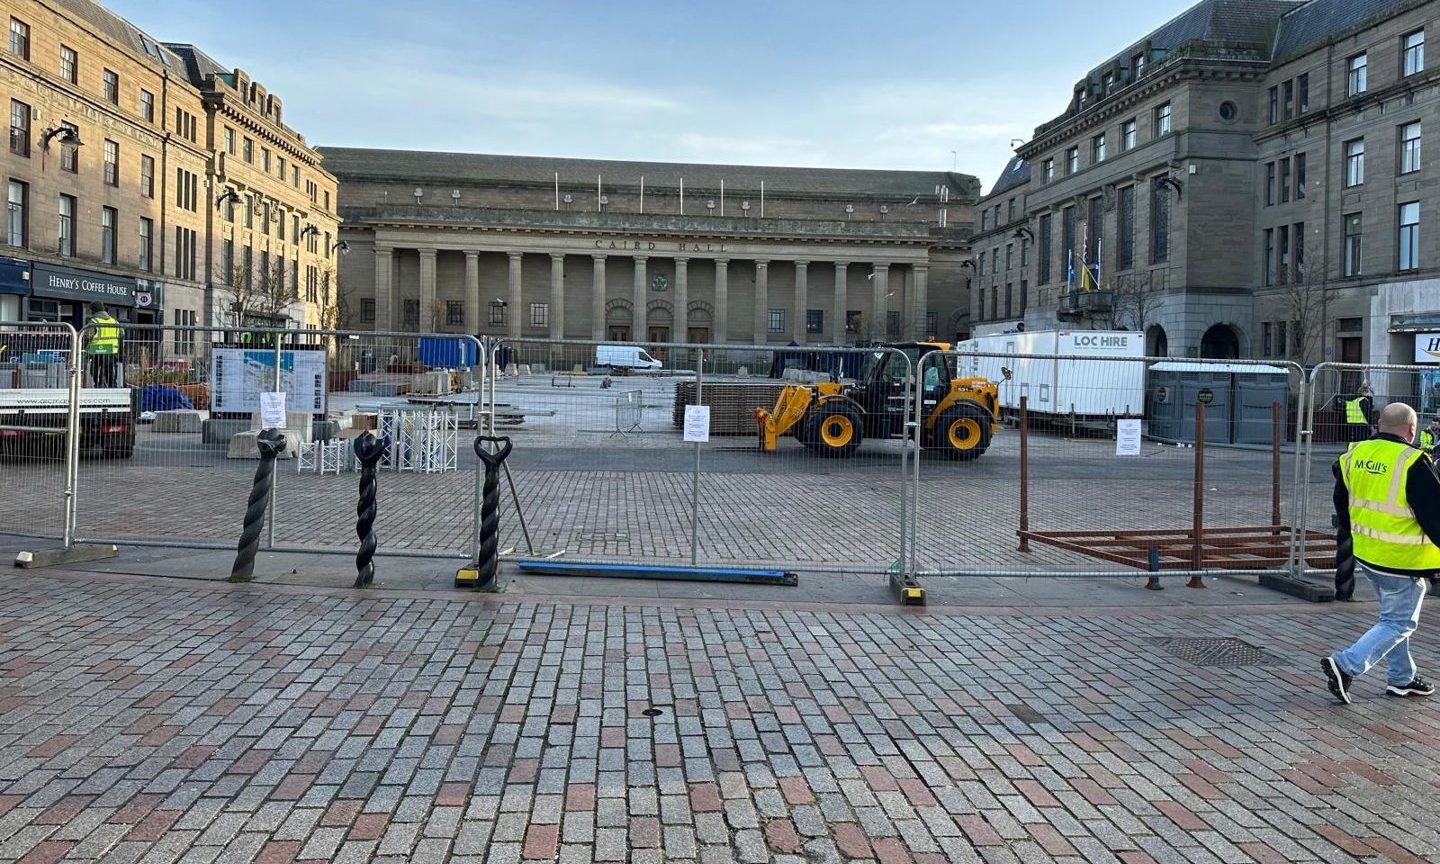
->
<box><xmin>322</xmin><ymin>148</ymin><xmax>979</xmax><ymax>347</ymax></box>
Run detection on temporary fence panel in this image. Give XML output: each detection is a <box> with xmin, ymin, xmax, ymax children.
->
<box><xmin>489</xmin><ymin>338</ymin><xmax>912</xmax><ymax>573</ymax></box>
<box><xmin>0</xmin><ymin>322</ymin><xmax>80</xmax><ymax>542</ymax></box>
<box><xmin>911</xmin><ymin>350</ymin><xmax>1307</xmax><ymax>579</ymax></box>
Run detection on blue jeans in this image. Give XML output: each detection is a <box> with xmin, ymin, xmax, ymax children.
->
<box><xmin>1334</xmin><ymin>564</ymin><xmax>1427</xmax><ymax>685</ymax></box>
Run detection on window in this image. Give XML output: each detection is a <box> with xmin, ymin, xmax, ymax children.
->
<box><xmin>1091</xmin><ymin>134</ymin><xmax>1106</xmax><ymax>163</ymax></box>
<box><xmin>887</xmin><ymin>311</ymin><xmax>901</xmax><ymax>337</ymax></box>
<box><xmin>100</xmin><ymin>207</ymin><xmax>116</xmax><ymax>264</ymax></box>
<box><xmin>1117</xmin><ymin>185</ymin><xmax>1135</xmax><ymax>270</ymax></box>
<box><xmin>59</xmin><ymin>122</ymin><xmax>77</xmax><ymax>172</ymax></box>
<box><xmin>221</xmin><ymin>238</ymin><xmax>233</xmax><ymax>279</ymax></box>
<box><xmin>305</xmin><ymin>265</ymin><xmax>318</xmax><ymax>303</ymax></box>
<box><xmin>1404</xmin><ymin>30</ymin><xmax>1425</xmax><ymax>76</ymax></box>
<box><xmin>1005</xmin><ymin>244</ymin><xmax>1014</xmax><ymax>271</ymax></box>
<box><xmin>139</xmin><ymin>89</ymin><xmax>154</xmax><ymax>123</ymax></box>
<box><xmin>1298</xmin><ymin>73</ymin><xmax>1309</xmax><ymax>113</ymax></box>
<box><xmin>140</xmin><ymin>154</ymin><xmax>154</xmax><ymax>198</ymax></box>
<box><xmin>1038</xmin><ymin>213</ymin><xmax>1052</xmax><ymax>284</ymax></box>
<box><xmin>262</xmin><ymin>148</ymin><xmax>271</xmax><ymax>172</ymax></box>
<box><xmin>977</xmin><ymin>251</ymin><xmax>986</xmax><ymax>276</ymax></box>
<box><xmin>138</xmin><ymin>217</ymin><xmax>152</xmax><ymax>272</ymax></box>
<box><xmin>1150</xmin><ymin>177</ymin><xmax>1169</xmax><ymax>264</ymax></box>
<box><xmin>1268</xmin><ymin>86</ymin><xmax>1279</xmax><ymax>124</ymax></box>
<box><xmin>1265</xmin><ymin>162</ymin><xmax>1276</xmax><ymax>206</ymax></box>
<box><xmin>1277</xmin><ymin>321</ymin><xmax>1288</xmax><ymax>359</ymax></box>
<box><xmin>1065</xmin><ymin>147</ymin><xmax>1078</xmax><ymax>175</ymax></box>
<box><xmin>1008</xmin><ymin>199</ymin><xmax>1016</xmax><ymax>223</ymax></box>
<box><xmin>7</xmin><ymin>179</ymin><xmax>27</xmax><ymax>247</ymax></box>
<box><xmin>1154</xmin><ymin>102</ymin><xmax>1172</xmax><ymax>137</ymax></box>
<box><xmin>243</xmin><ymin>137</ymin><xmax>253</xmax><ymax>163</ymax></box>
<box><xmin>1294</xmin><ymin>221</ymin><xmax>1305</xmax><ymax>280</ymax></box>
<box><xmin>1103</xmin><ymin>72</ymin><xmax>1115</xmax><ymax>97</ymax></box>
<box><xmin>172</xmin><ymin>310</ymin><xmax>197</xmax><ymax>356</ymax></box>
<box><xmin>981</xmin><ymin>210</ymin><xmax>989</xmax><ymax>232</ymax></box>
<box><xmin>489</xmin><ymin>302</ymin><xmax>505</xmax><ymax>325</ymax></box>
<box><xmin>103</xmin><ymin>139</ymin><xmax>118</xmax><ymax>187</ymax></box>
<box><xmin>403</xmin><ymin>299</ymin><xmax>419</xmax><ymax>328</ymax></box>
<box><xmin>927</xmin><ymin>312</ymin><xmax>938</xmax><ymax>336</ymax></box>
<box><xmin>1278</xmin><ymin>225</ymin><xmax>1290</xmax><ymax>285</ymax></box>
<box><xmin>360</xmin><ymin>299</ymin><xmax>376</xmax><ymax>324</ymax></box>
<box><xmin>845</xmin><ymin>311</ymin><xmax>861</xmax><ymax>333</ymax></box>
<box><xmin>223</xmin><ymin>127</ymin><xmax>235</xmax><ymax>155</ymax></box>
<box><xmin>9</xmin><ymin>18</ymin><xmax>29</xmax><ymax>60</ymax></box>
<box><xmin>277</xmin><ymin>211</ymin><xmax>286</xmax><ymax>242</ymax></box>
<box><xmin>1343</xmin><ymin>213</ymin><xmax>1362</xmax><ymax>277</ymax></box>
<box><xmin>292</xmin><ymin>165</ymin><xmax>300</xmax><ymax>187</ymax></box>
<box><xmin>1281</xmin><ymin>80</ymin><xmax>1294</xmax><ymax>120</ymax></box>
<box><xmin>520</xmin><ymin>302</ymin><xmax>544</xmax><ymax>328</ymax></box>
<box><xmin>1295</xmin><ymin>152</ymin><xmax>1307</xmax><ymax>199</ymax></box>
<box><xmin>1061</xmin><ymin>206</ymin><xmax>1076</xmax><ymax>280</ymax></box>
<box><xmin>1263</xmin><ymin>229</ymin><xmax>1274</xmax><ymax>287</ymax></box>
<box><xmin>175</xmin><ymin>169</ymin><xmax>197</xmax><ymax>212</ymax></box>
<box><xmin>1005</xmin><ymin>283</ymin><xmax>1013</xmax><ymax>318</ymax></box>
<box><xmin>58</xmin><ymin>195</ymin><xmax>74</xmax><ymax>256</ymax></box>
<box><xmin>1344</xmin><ymin>139</ymin><xmax>1365</xmax><ymax>187</ymax></box>
<box><xmin>1399</xmin><ymin>202</ymin><xmax>1420</xmax><ymax>271</ymax></box>
<box><xmin>278</xmin><ymin>156</ymin><xmax>286</xmax><ymax>179</ymax></box>
<box><xmin>768</xmin><ymin>308</ymin><xmax>785</xmax><ymax>333</ymax></box>
<box><xmin>1021</xmin><ymin>238</ymin><xmax>1029</xmax><ymax>267</ymax></box>
<box><xmin>444</xmin><ymin>301</ymin><xmax>463</xmax><ymax>326</ymax></box>
<box><xmin>1400</xmin><ymin>122</ymin><xmax>1422</xmax><ymax>175</ymax></box>
<box><xmin>1042</xmin><ymin>159</ymin><xmax>1054</xmax><ymax>183</ymax></box>
<box><xmin>1279</xmin><ymin>157</ymin><xmax>1291</xmax><ymax>203</ymax></box>
<box><xmin>174</xmin><ymin>228</ymin><xmax>196</xmax><ymax>281</ymax></box>
<box><xmin>244</xmin><ymin>196</ymin><xmax>253</xmax><ymax>229</ymax></box>
<box><xmin>1122</xmin><ymin>119</ymin><xmax>1137</xmax><ymax>151</ymax></box>
<box><xmin>806</xmin><ymin>309</ymin><xmax>824</xmax><ymax>334</ymax></box>
<box><xmin>59</xmin><ymin>45</ymin><xmax>76</xmax><ymax>84</ymax></box>
<box><xmin>9</xmin><ymin>99</ymin><xmax>29</xmax><ymax>157</ymax></box>
<box><xmin>1133</xmin><ymin>52</ymin><xmax>1146</xmax><ymax>78</ymax></box>
<box><xmin>292</xmin><ymin>215</ymin><xmax>299</xmax><ymax>245</ymax></box>
<box><xmin>988</xmin><ymin>290</ymin><xmax>997</xmax><ymax>320</ymax></box>
<box><xmin>103</xmin><ymin>69</ymin><xmax>118</xmax><ymax>104</ymax></box>
<box><xmin>1347</xmin><ymin>53</ymin><xmax>1367</xmax><ymax>96</ymax></box>
<box><xmin>1262</xmin><ymin>322</ymin><xmax>1272</xmax><ymax>357</ymax></box>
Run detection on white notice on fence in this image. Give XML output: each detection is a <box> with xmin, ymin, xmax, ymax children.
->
<box><xmin>1115</xmin><ymin>419</ymin><xmax>1142</xmax><ymax>456</ymax></box>
<box><xmin>683</xmin><ymin>405</ymin><xmax>711</xmax><ymax>443</ymax></box>
<box><xmin>260</xmin><ymin>392</ymin><xmax>288</xmax><ymax>429</ymax></box>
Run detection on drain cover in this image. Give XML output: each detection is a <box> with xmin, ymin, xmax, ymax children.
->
<box><xmin>1150</xmin><ymin>637</ymin><xmax>1283</xmax><ymax>668</ymax></box>
<box><xmin>1006</xmin><ymin>704</ymin><xmax>1046</xmax><ymax>725</ymax></box>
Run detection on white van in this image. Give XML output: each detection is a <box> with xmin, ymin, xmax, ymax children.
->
<box><xmin>596</xmin><ymin>344</ymin><xmax>663</xmax><ymax>370</ymax></box>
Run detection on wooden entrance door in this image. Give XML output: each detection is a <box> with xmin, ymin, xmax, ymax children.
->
<box><xmin>687</xmin><ymin>327</ymin><xmax>711</xmax><ymax>345</ymax></box>
<box><xmin>607</xmin><ymin>325</ymin><xmax>631</xmax><ymax>342</ymax></box>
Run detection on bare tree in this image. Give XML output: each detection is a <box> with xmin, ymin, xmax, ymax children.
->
<box><xmin>316</xmin><ymin>266</ymin><xmax>352</xmax><ymax>331</ymax></box>
<box><xmin>1283</xmin><ymin>258</ymin><xmax>1328</xmax><ymax>366</ymax></box>
<box><xmin>1106</xmin><ymin>270</ymin><xmax>1166</xmax><ymax>333</ymax></box>
<box><xmin>223</xmin><ymin>257</ymin><xmax>296</xmax><ymax>326</ymax></box>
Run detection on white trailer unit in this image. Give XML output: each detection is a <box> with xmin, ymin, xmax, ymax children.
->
<box><xmin>955</xmin><ymin>330</ymin><xmax>1145</xmax><ymax>418</ymax></box>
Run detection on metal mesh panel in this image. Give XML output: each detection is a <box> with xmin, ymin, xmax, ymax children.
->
<box><xmin>0</xmin><ymin>322</ymin><xmax>78</xmax><ymax>541</ymax></box>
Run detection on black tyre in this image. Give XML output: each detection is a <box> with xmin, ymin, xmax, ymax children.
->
<box><xmin>811</xmin><ymin>403</ymin><xmax>863</xmax><ymax>458</ymax></box>
<box><xmin>935</xmin><ymin>403</ymin><xmax>992</xmax><ymax>461</ymax></box>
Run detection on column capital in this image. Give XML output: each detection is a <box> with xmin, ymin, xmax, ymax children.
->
<box><xmin>715</xmin><ymin>258</ymin><xmax>730</xmax><ymax>266</ymax></box>
<box><xmin>913</xmin><ymin>264</ymin><xmax>930</xmax><ymax>274</ymax></box>
<box><xmin>375</xmin><ymin>246</ymin><xmax>395</xmax><ymax>257</ymax></box>
<box><xmin>634</xmin><ymin>256</ymin><xmax>649</xmax><ymax>264</ymax></box>
<box><xmin>592</xmin><ymin>253</ymin><xmax>607</xmax><ymax>262</ymax></box>
<box><xmin>549</xmin><ymin>252</ymin><xmax>566</xmax><ymax>262</ymax></box>
<box><xmin>872</xmin><ymin>262</ymin><xmax>891</xmax><ymax>273</ymax></box>
<box><xmin>464</xmin><ymin>249</ymin><xmax>479</xmax><ymax>260</ymax></box>
<box><xmin>834</xmin><ymin>261</ymin><xmax>849</xmax><ymax>269</ymax></box>
<box><xmin>418</xmin><ymin>247</ymin><xmax>438</xmax><ymax>257</ymax></box>
<box><xmin>674</xmin><ymin>257</ymin><xmax>689</xmax><ymax>266</ymax></box>
<box><xmin>507</xmin><ymin>251</ymin><xmax>524</xmax><ymax>262</ymax></box>
<box><xmin>755</xmin><ymin>259</ymin><xmax>770</xmax><ymax>270</ymax></box>
<box><xmin>795</xmin><ymin>260</ymin><xmax>810</xmax><ymax>268</ymax></box>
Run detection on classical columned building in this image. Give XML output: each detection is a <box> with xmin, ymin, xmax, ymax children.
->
<box><xmin>320</xmin><ymin>149</ymin><xmax>980</xmax><ymax>345</ymax></box>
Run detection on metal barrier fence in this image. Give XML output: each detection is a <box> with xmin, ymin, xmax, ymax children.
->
<box><xmin>489</xmin><ymin>338</ymin><xmax>913</xmax><ymax>573</ymax></box>
<box><xmin>15</xmin><ymin>322</ymin><xmax>1419</xmax><ymax>593</ymax></box>
<box><xmin>0</xmin><ymin>321</ymin><xmax>80</xmax><ymax>542</ymax></box>
<box><xmin>909</xmin><ymin>350</ymin><xmax>1311</xmax><ymax>580</ymax></box>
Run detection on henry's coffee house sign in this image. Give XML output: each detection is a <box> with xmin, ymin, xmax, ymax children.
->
<box><xmin>32</xmin><ymin>263</ymin><xmax>138</xmax><ymax>307</ymax></box>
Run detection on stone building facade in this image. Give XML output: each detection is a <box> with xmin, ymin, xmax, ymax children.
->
<box><xmin>321</xmin><ymin>148</ymin><xmax>979</xmax><ymax>347</ymax></box>
<box><xmin>976</xmin><ymin>0</ymin><xmax>1440</xmax><ymax>376</ymax></box>
<box><xmin>0</xmin><ymin>0</ymin><xmax>336</xmax><ymax>352</ymax></box>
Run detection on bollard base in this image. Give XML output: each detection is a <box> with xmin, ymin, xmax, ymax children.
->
<box><xmin>454</xmin><ymin>566</ymin><xmax>497</xmax><ymax>590</ymax></box>
<box><xmin>1144</xmin><ymin>575</ymin><xmax>1164</xmax><ymax>591</ymax></box>
<box><xmin>14</xmin><ymin>543</ymin><xmax>120</xmax><ymax>569</ymax></box>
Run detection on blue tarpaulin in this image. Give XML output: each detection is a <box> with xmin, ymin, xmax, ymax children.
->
<box><xmin>141</xmin><ymin>385</ymin><xmax>193</xmax><ymax>412</ymax></box>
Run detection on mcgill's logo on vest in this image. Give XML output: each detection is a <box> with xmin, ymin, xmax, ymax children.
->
<box><xmin>1355</xmin><ymin>459</ymin><xmax>1390</xmax><ymax>474</ymax></box>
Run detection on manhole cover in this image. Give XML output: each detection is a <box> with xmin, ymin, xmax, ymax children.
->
<box><xmin>1149</xmin><ymin>637</ymin><xmax>1283</xmax><ymax>668</ymax></box>
<box><xmin>1006</xmin><ymin>704</ymin><xmax>1047</xmax><ymax>725</ymax></box>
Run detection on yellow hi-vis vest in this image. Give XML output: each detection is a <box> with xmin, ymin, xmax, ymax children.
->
<box><xmin>1345</xmin><ymin>398</ymin><xmax>1368</xmax><ymax>424</ymax></box>
<box><xmin>1340</xmin><ymin>438</ymin><xmax>1440</xmax><ymax>572</ymax></box>
<box><xmin>1423</xmin><ymin>430</ymin><xmax>1438</xmax><ymax>450</ymax></box>
<box><xmin>88</xmin><ymin>314</ymin><xmax>120</xmax><ymax>355</ymax></box>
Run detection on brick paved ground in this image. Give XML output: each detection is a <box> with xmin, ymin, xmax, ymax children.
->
<box><xmin>0</xmin><ymin>571</ymin><xmax>1436</xmax><ymax>863</ymax></box>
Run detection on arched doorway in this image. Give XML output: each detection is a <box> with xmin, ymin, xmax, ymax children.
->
<box><xmin>686</xmin><ymin>301</ymin><xmax>714</xmax><ymax>345</ymax></box>
<box><xmin>1146</xmin><ymin>324</ymin><xmax>1168</xmax><ymax>358</ymax></box>
<box><xmin>604</xmin><ymin>299</ymin><xmax>633</xmax><ymax>341</ymax></box>
<box><xmin>1200</xmin><ymin>324</ymin><xmax>1240</xmax><ymax>359</ymax></box>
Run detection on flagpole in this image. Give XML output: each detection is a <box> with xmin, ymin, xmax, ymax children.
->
<box><xmin>597</xmin><ymin>174</ymin><xmax>602</xmax><ymax>212</ymax></box>
<box><xmin>760</xmin><ymin>181</ymin><xmax>765</xmax><ymax>218</ymax></box>
<box><xmin>640</xmin><ymin>175</ymin><xmax>645</xmax><ymax>214</ymax></box>
<box><xmin>680</xmin><ymin>177</ymin><xmax>685</xmax><ymax>215</ymax></box>
<box><xmin>554</xmin><ymin>171</ymin><xmax>559</xmax><ymax>211</ymax></box>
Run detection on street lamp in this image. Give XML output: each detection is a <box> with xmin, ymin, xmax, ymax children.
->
<box><xmin>215</xmin><ymin>188</ymin><xmax>242</xmax><ymax>210</ymax></box>
<box><xmin>39</xmin><ymin>126</ymin><xmax>82</xmax><ymax>149</ymax></box>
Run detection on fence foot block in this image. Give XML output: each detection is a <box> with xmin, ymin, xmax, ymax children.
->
<box><xmin>1186</xmin><ymin>576</ymin><xmax>1206</xmax><ymax>589</ymax></box>
<box><xmin>1259</xmin><ymin>572</ymin><xmax>1336</xmax><ymax>603</ymax></box>
<box><xmin>890</xmin><ymin>571</ymin><xmax>926</xmax><ymax>607</ymax></box>
<box><xmin>14</xmin><ymin>544</ymin><xmax>119</xmax><ymax>570</ymax></box>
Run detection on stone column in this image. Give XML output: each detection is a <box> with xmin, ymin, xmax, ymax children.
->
<box><xmin>374</xmin><ymin>247</ymin><xmax>393</xmax><ymax>332</ymax></box>
<box><xmin>792</xmin><ymin>260</ymin><xmax>809</xmax><ymax>343</ymax></box>
<box><xmin>871</xmin><ymin>262</ymin><xmax>890</xmax><ymax>341</ymax></box>
<box><xmin>418</xmin><ymin>248</ymin><xmax>437</xmax><ymax>332</ymax></box>
<box><xmin>753</xmin><ymin>259</ymin><xmax>770</xmax><ymax>343</ymax></box>
<box><xmin>464</xmin><ymin>251</ymin><xmax>480</xmax><ymax>334</ymax></box>
<box><xmin>673</xmin><ymin>257</ymin><xmax>689</xmax><ymax>343</ymax></box>
<box><xmin>714</xmin><ymin>258</ymin><xmax>729</xmax><ymax>343</ymax></box>
<box><xmin>833</xmin><ymin>262</ymin><xmax>849</xmax><ymax>345</ymax></box>
<box><xmin>591</xmin><ymin>254</ymin><xmax>607</xmax><ymax>341</ymax></box>
<box><xmin>506</xmin><ymin>252</ymin><xmax>523</xmax><ymax>339</ymax></box>
<box><xmin>633</xmin><ymin>256</ymin><xmax>649</xmax><ymax>338</ymax></box>
<box><xmin>912</xmin><ymin>264</ymin><xmax>930</xmax><ymax>338</ymax></box>
<box><xmin>549</xmin><ymin>253</ymin><xmax>565</xmax><ymax>340</ymax></box>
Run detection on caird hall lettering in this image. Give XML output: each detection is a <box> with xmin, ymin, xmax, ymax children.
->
<box><xmin>593</xmin><ymin>240</ymin><xmax>727</xmax><ymax>253</ymax></box>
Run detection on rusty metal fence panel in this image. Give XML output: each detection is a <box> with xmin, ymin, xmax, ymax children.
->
<box><xmin>910</xmin><ymin>349</ymin><xmax>1309</xmax><ymax>580</ymax></box>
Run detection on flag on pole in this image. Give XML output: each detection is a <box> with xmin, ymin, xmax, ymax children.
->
<box><xmin>1093</xmin><ymin>237</ymin><xmax>1103</xmax><ymax>290</ymax></box>
<box><xmin>1079</xmin><ymin>221</ymin><xmax>1090</xmax><ymax>291</ymax></box>
<box><xmin>1066</xmin><ymin>249</ymin><xmax>1075</xmax><ymax>289</ymax></box>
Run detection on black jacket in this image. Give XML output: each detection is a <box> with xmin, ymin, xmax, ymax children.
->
<box><xmin>1333</xmin><ymin>433</ymin><xmax>1440</xmax><ymax>577</ymax></box>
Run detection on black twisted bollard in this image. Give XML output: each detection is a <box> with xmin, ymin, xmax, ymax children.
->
<box><xmin>457</xmin><ymin>435</ymin><xmax>514</xmax><ymax>589</ymax></box>
<box><xmin>230</xmin><ymin>429</ymin><xmax>287</xmax><ymax>582</ymax></box>
<box><xmin>353</xmin><ymin>432</ymin><xmax>389</xmax><ymax>588</ymax></box>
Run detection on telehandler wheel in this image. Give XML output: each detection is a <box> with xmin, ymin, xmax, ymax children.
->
<box><xmin>796</xmin><ymin>414</ymin><xmax>820</xmax><ymax>450</ymax></box>
<box><xmin>936</xmin><ymin>403</ymin><xmax>991</xmax><ymax>461</ymax></box>
<box><xmin>812</xmin><ymin>403</ymin><xmax>863</xmax><ymax>458</ymax></box>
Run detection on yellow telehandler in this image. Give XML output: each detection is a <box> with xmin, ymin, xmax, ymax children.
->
<box><xmin>754</xmin><ymin>342</ymin><xmax>1002</xmax><ymax>460</ymax></box>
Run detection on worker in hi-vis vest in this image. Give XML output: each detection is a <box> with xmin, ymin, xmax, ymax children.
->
<box><xmin>1421</xmin><ymin>418</ymin><xmax>1440</xmax><ymax>454</ymax></box>
<box><xmin>83</xmin><ymin>301</ymin><xmax>121</xmax><ymax>388</ymax></box>
<box><xmin>1345</xmin><ymin>383</ymin><xmax>1375</xmax><ymax>428</ymax></box>
<box><xmin>1323</xmin><ymin>401</ymin><xmax>1439</xmax><ymax>704</ymax></box>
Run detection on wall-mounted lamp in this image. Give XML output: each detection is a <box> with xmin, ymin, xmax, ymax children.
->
<box><xmin>451</xmin><ymin>189</ymin><xmax>461</xmax><ymax>205</ymax></box>
<box><xmin>413</xmin><ymin>187</ymin><xmax>424</xmax><ymax>203</ymax></box>
<box><xmin>40</xmin><ymin>125</ymin><xmax>82</xmax><ymax>149</ymax></box>
<box><xmin>299</xmin><ymin>224</ymin><xmax>320</xmax><ymax>240</ymax></box>
<box><xmin>215</xmin><ymin>188</ymin><xmax>242</xmax><ymax>210</ymax></box>
<box><xmin>335</xmin><ymin>240</ymin><xmax>351</xmax><ymax>255</ymax></box>
<box><xmin>1155</xmin><ymin>175</ymin><xmax>1184</xmax><ymax>200</ymax></box>
<box><xmin>706</xmin><ymin>199</ymin><xmax>716</xmax><ymax>213</ymax></box>
<box><xmin>562</xmin><ymin>193</ymin><xmax>573</xmax><ymax>204</ymax></box>
<box><xmin>1013</xmin><ymin>226</ymin><xmax>1035</xmax><ymax>242</ymax></box>
<box><xmin>961</xmin><ymin>259</ymin><xmax>976</xmax><ymax>271</ymax></box>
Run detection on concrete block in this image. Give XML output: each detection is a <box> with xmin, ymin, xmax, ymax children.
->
<box><xmin>227</xmin><ymin>429</ymin><xmax>300</xmax><ymax>460</ymax></box>
<box><xmin>348</xmin><ymin>379</ymin><xmax>375</xmax><ymax>393</ymax></box>
<box><xmin>153</xmin><ymin>410</ymin><xmax>205</xmax><ymax>434</ymax></box>
<box><xmin>202</xmin><ymin>418</ymin><xmax>251</xmax><ymax>445</ymax></box>
<box><xmin>373</xmin><ymin>383</ymin><xmax>402</xmax><ymax>397</ymax></box>
<box><xmin>411</xmin><ymin>371</ymin><xmax>452</xmax><ymax>395</ymax></box>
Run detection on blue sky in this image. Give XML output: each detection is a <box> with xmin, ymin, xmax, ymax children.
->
<box><xmin>106</xmin><ymin>0</ymin><xmax>1197</xmax><ymax>193</ymax></box>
